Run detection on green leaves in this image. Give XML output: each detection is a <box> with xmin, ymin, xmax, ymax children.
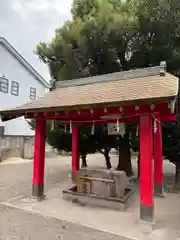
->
<box><xmin>72</xmin><ymin>0</ymin><xmax>99</xmax><ymax>20</ymax></box>
<box><xmin>36</xmin><ymin>0</ymin><xmax>140</xmax><ymax>80</ymax></box>
<box><xmin>36</xmin><ymin>0</ymin><xmax>180</xmax><ymax>79</ymax></box>
<box><xmin>129</xmin><ymin>0</ymin><xmax>180</xmax><ymax>72</ymax></box>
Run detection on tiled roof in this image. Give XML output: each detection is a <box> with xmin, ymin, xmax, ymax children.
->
<box><xmin>0</xmin><ymin>69</ymin><xmax>178</xmax><ymax>118</ymax></box>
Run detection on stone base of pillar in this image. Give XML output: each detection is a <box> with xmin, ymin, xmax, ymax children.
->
<box><xmin>140</xmin><ymin>204</ymin><xmax>154</xmax><ymax>223</ymax></box>
<box><xmin>71</xmin><ymin>172</ymin><xmax>76</xmax><ymax>182</ymax></box>
<box><xmin>139</xmin><ymin>218</ymin><xmax>155</xmax><ymax>231</ymax></box>
<box><xmin>32</xmin><ymin>184</ymin><xmax>45</xmax><ymax>201</ymax></box>
<box><xmin>154</xmin><ymin>183</ymin><xmax>164</xmax><ymax>198</ymax></box>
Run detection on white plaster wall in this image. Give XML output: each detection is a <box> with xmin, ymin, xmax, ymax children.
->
<box><xmin>0</xmin><ymin>44</ymin><xmax>47</xmax><ymax>136</ymax></box>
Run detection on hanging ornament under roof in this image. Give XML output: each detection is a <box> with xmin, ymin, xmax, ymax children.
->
<box><xmin>51</xmin><ymin>119</ymin><xmax>55</xmax><ymax>131</ymax></box>
<box><xmin>136</xmin><ymin>124</ymin><xmax>139</xmax><ymax>137</ymax></box>
<box><xmin>69</xmin><ymin>120</ymin><xmax>72</xmax><ymax>134</ymax></box>
<box><xmin>64</xmin><ymin>124</ymin><xmax>67</xmax><ymax>133</ymax></box>
<box><xmin>91</xmin><ymin>120</ymin><xmax>95</xmax><ymax>135</ymax></box>
<box><xmin>116</xmin><ymin>119</ymin><xmax>120</xmax><ymax>133</ymax></box>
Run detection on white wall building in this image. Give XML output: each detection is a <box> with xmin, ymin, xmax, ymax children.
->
<box><xmin>0</xmin><ymin>37</ymin><xmax>49</xmax><ymax>136</ymax></box>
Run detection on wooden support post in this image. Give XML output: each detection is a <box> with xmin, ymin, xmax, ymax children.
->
<box><xmin>72</xmin><ymin>124</ymin><xmax>79</xmax><ymax>181</ymax></box>
<box><xmin>32</xmin><ymin>119</ymin><xmax>46</xmax><ymax>200</ymax></box>
<box><xmin>140</xmin><ymin>115</ymin><xmax>154</xmax><ymax>222</ymax></box>
<box><xmin>154</xmin><ymin>115</ymin><xmax>163</xmax><ymax>197</ymax></box>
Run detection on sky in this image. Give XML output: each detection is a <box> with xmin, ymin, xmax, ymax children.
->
<box><xmin>0</xmin><ymin>0</ymin><xmax>73</xmax><ymax>82</ymax></box>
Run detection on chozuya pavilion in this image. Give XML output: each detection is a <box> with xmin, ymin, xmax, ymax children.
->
<box><xmin>0</xmin><ymin>62</ymin><xmax>178</xmax><ymax>223</ymax></box>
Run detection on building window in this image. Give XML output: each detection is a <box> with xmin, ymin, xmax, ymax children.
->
<box><xmin>30</xmin><ymin>87</ymin><xmax>36</xmax><ymax>100</ymax></box>
<box><xmin>0</xmin><ymin>76</ymin><xmax>9</xmax><ymax>93</ymax></box>
<box><xmin>11</xmin><ymin>81</ymin><xmax>19</xmax><ymax>96</ymax></box>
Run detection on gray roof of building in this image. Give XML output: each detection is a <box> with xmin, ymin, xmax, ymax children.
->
<box><xmin>0</xmin><ymin>37</ymin><xmax>49</xmax><ymax>88</ymax></box>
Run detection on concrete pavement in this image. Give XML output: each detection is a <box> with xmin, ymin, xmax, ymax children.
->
<box><xmin>1</xmin><ymin>154</ymin><xmax>180</xmax><ymax>240</ymax></box>
<box><xmin>0</xmin><ymin>155</ymin><xmax>132</xmax><ymax>240</ymax></box>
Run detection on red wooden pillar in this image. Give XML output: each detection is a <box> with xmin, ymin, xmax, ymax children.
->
<box><xmin>72</xmin><ymin>124</ymin><xmax>79</xmax><ymax>181</ymax></box>
<box><xmin>153</xmin><ymin>115</ymin><xmax>163</xmax><ymax>197</ymax></box>
<box><xmin>32</xmin><ymin>119</ymin><xmax>46</xmax><ymax>199</ymax></box>
<box><xmin>140</xmin><ymin>115</ymin><xmax>154</xmax><ymax>222</ymax></box>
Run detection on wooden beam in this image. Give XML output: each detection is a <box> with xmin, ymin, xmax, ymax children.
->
<box><xmin>25</xmin><ymin>113</ymin><xmax>176</xmax><ymax>124</ymax></box>
<box><xmin>25</xmin><ymin>102</ymin><xmax>171</xmax><ymax>120</ymax></box>
<box><xmin>161</xmin><ymin>115</ymin><xmax>176</xmax><ymax>122</ymax></box>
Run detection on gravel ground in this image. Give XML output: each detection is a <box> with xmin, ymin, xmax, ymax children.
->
<box><xmin>0</xmin><ymin>159</ymin><xmax>69</xmax><ymax>202</ymax></box>
<box><xmin>0</xmin><ymin>159</ymin><xmax>132</xmax><ymax>240</ymax></box>
<box><xmin>0</xmin><ymin>205</ymin><xmax>130</xmax><ymax>240</ymax></box>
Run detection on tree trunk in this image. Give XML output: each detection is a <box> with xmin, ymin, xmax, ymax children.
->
<box><xmin>175</xmin><ymin>161</ymin><xmax>180</xmax><ymax>189</ymax></box>
<box><xmin>104</xmin><ymin>148</ymin><xmax>112</xmax><ymax>169</ymax></box>
<box><xmin>100</xmin><ymin>148</ymin><xmax>112</xmax><ymax>169</ymax></box>
<box><xmin>116</xmin><ymin>150</ymin><xmax>133</xmax><ymax>176</ymax></box>
<box><xmin>127</xmin><ymin>150</ymin><xmax>133</xmax><ymax>177</ymax></box>
<box><xmin>81</xmin><ymin>152</ymin><xmax>87</xmax><ymax>168</ymax></box>
<box><xmin>116</xmin><ymin>135</ymin><xmax>133</xmax><ymax>177</ymax></box>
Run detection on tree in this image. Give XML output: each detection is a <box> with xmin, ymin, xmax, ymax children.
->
<box><xmin>36</xmin><ymin>0</ymin><xmax>138</xmax><ymax>81</ymax></box>
<box><xmin>36</xmin><ymin>0</ymin><xmax>180</xmax><ymax>78</ymax></box>
<box><xmin>125</xmin><ymin>0</ymin><xmax>180</xmax><ymax>74</ymax></box>
<box><xmin>35</xmin><ymin>0</ymin><xmax>180</xmax><ymax>179</ymax></box>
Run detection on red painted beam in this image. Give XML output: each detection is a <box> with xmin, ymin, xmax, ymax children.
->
<box><xmin>161</xmin><ymin>114</ymin><xmax>176</xmax><ymax>122</ymax></box>
<box><xmin>25</xmin><ymin>113</ymin><xmax>176</xmax><ymax>124</ymax></box>
<box><xmin>25</xmin><ymin>102</ymin><xmax>171</xmax><ymax>120</ymax></box>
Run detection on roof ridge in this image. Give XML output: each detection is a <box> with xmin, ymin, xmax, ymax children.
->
<box><xmin>55</xmin><ymin>66</ymin><xmax>163</xmax><ymax>89</ymax></box>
